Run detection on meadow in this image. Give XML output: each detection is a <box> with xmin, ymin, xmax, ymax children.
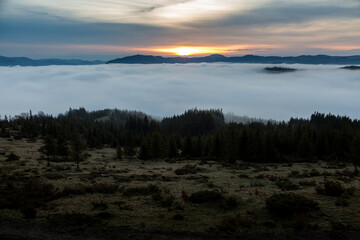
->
<box><xmin>1</xmin><ymin>136</ymin><xmax>359</xmax><ymax>239</ymax></box>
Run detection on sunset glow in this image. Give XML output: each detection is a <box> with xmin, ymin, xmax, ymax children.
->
<box><xmin>155</xmin><ymin>47</ymin><xmax>221</xmax><ymax>56</ymax></box>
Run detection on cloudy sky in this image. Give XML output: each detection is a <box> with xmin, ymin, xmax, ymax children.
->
<box><xmin>1</xmin><ymin>0</ymin><xmax>360</xmax><ymax>59</ymax></box>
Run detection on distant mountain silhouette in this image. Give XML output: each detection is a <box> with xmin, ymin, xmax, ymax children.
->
<box><xmin>107</xmin><ymin>54</ymin><xmax>360</xmax><ymax>65</ymax></box>
<box><xmin>0</xmin><ymin>56</ymin><xmax>104</xmax><ymax>66</ymax></box>
<box><xmin>1</xmin><ymin>54</ymin><xmax>360</xmax><ymax>66</ymax></box>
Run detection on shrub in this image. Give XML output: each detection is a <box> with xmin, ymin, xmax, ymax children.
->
<box><xmin>21</xmin><ymin>207</ymin><xmax>37</xmax><ymax>219</ymax></box>
<box><xmin>299</xmin><ymin>179</ymin><xmax>316</xmax><ymax>186</ymax></box>
<box><xmin>85</xmin><ymin>183</ymin><xmax>118</xmax><ymax>194</ymax></box>
<box><xmin>188</xmin><ymin>190</ymin><xmax>223</xmax><ymax>204</ymax></box>
<box><xmin>217</xmin><ymin>214</ymin><xmax>257</xmax><ymax>232</ymax></box>
<box><xmin>174</xmin><ymin>164</ymin><xmax>199</xmax><ymax>175</ymax></box>
<box><xmin>48</xmin><ymin>213</ymin><xmax>97</xmax><ymax>226</ymax></box>
<box><xmin>335</xmin><ymin>198</ymin><xmax>349</xmax><ymax>207</ymax></box>
<box><xmin>152</xmin><ymin>187</ymin><xmax>175</xmax><ymax>208</ymax></box>
<box><xmin>172</xmin><ymin>214</ymin><xmax>185</xmax><ymax>220</ymax></box>
<box><xmin>315</xmin><ymin>180</ymin><xmax>345</xmax><ymax>197</ymax></box>
<box><xmin>6</xmin><ymin>152</ymin><xmax>20</xmax><ymax>161</ymax></box>
<box><xmin>95</xmin><ymin>211</ymin><xmax>113</xmax><ymax>219</ymax></box>
<box><xmin>309</xmin><ymin>169</ymin><xmax>321</xmax><ymax>177</ymax></box>
<box><xmin>123</xmin><ymin>184</ymin><xmax>160</xmax><ymax>197</ymax></box>
<box><xmin>276</xmin><ymin>179</ymin><xmax>299</xmax><ymax>191</ymax></box>
<box><xmin>59</xmin><ymin>183</ymin><xmax>118</xmax><ymax>197</ymax></box>
<box><xmin>266</xmin><ymin>193</ymin><xmax>319</xmax><ymax>217</ymax></box>
<box><xmin>92</xmin><ymin>201</ymin><xmax>108</xmax><ymax>210</ymax></box>
<box><xmin>0</xmin><ymin>179</ymin><xmax>56</xmax><ymax>210</ymax></box>
<box><xmin>225</xmin><ymin>195</ymin><xmax>239</xmax><ymax>209</ymax></box>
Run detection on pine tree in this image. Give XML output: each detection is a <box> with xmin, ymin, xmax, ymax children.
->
<box><xmin>150</xmin><ymin>132</ymin><xmax>162</xmax><ymax>159</ymax></box>
<box><xmin>70</xmin><ymin>131</ymin><xmax>86</xmax><ymax>170</ymax></box>
<box><xmin>167</xmin><ymin>136</ymin><xmax>178</xmax><ymax>158</ymax></box>
<box><xmin>39</xmin><ymin>136</ymin><xmax>55</xmax><ymax>166</ymax></box>
<box><xmin>56</xmin><ymin>134</ymin><xmax>69</xmax><ymax>157</ymax></box>
<box><xmin>350</xmin><ymin>133</ymin><xmax>360</xmax><ymax>175</ymax></box>
<box><xmin>124</xmin><ymin>130</ymin><xmax>135</xmax><ymax>156</ymax></box>
<box><xmin>116</xmin><ymin>144</ymin><xmax>123</xmax><ymax>160</ymax></box>
<box><xmin>138</xmin><ymin>140</ymin><xmax>150</xmax><ymax>160</ymax></box>
<box><xmin>182</xmin><ymin>134</ymin><xmax>193</xmax><ymax>158</ymax></box>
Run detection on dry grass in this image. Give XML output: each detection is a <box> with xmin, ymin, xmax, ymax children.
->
<box><xmin>0</xmin><ymin>137</ymin><xmax>360</xmax><ymax>232</ymax></box>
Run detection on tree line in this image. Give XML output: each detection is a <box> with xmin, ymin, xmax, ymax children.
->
<box><xmin>1</xmin><ymin>108</ymin><xmax>359</xmax><ymax>172</ymax></box>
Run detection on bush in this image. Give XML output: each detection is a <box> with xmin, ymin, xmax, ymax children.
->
<box><xmin>86</xmin><ymin>183</ymin><xmax>118</xmax><ymax>194</ymax></box>
<box><xmin>174</xmin><ymin>164</ymin><xmax>199</xmax><ymax>175</ymax></box>
<box><xmin>335</xmin><ymin>198</ymin><xmax>349</xmax><ymax>207</ymax></box>
<box><xmin>59</xmin><ymin>183</ymin><xmax>118</xmax><ymax>197</ymax></box>
<box><xmin>172</xmin><ymin>214</ymin><xmax>185</xmax><ymax>220</ymax></box>
<box><xmin>266</xmin><ymin>193</ymin><xmax>319</xmax><ymax>217</ymax></box>
<box><xmin>6</xmin><ymin>152</ymin><xmax>20</xmax><ymax>161</ymax></box>
<box><xmin>92</xmin><ymin>201</ymin><xmax>108</xmax><ymax>210</ymax></box>
<box><xmin>123</xmin><ymin>184</ymin><xmax>160</xmax><ymax>197</ymax></box>
<box><xmin>217</xmin><ymin>214</ymin><xmax>257</xmax><ymax>232</ymax></box>
<box><xmin>315</xmin><ymin>180</ymin><xmax>345</xmax><ymax>197</ymax></box>
<box><xmin>0</xmin><ymin>179</ymin><xmax>56</xmax><ymax>210</ymax></box>
<box><xmin>21</xmin><ymin>207</ymin><xmax>37</xmax><ymax>219</ymax></box>
<box><xmin>152</xmin><ymin>187</ymin><xmax>175</xmax><ymax>208</ymax></box>
<box><xmin>299</xmin><ymin>179</ymin><xmax>316</xmax><ymax>186</ymax></box>
<box><xmin>276</xmin><ymin>179</ymin><xmax>299</xmax><ymax>191</ymax></box>
<box><xmin>95</xmin><ymin>211</ymin><xmax>113</xmax><ymax>219</ymax></box>
<box><xmin>188</xmin><ymin>190</ymin><xmax>223</xmax><ymax>204</ymax></box>
<box><xmin>48</xmin><ymin>213</ymin><xmax>98</xmax><ymax>226</ymax></box>
<box><xmin>225</xmin><ymin>195</ymin><xmax>239</xmax><ymax>209</ymax></box>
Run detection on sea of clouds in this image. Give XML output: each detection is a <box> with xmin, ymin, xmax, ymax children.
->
<box><xmin>0</xmin><ymin>63</ymin><xmax>359</xmax><ymax>120</ymax></box>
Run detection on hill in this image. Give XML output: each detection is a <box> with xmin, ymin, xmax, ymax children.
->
<box><xmin>0</xmin><ymin>56</ymin><xmax>104</xmax><ymax>66</ymax></box>
<box><xmin>107</xmin><ymin>54</ymin><xmax>360</xmax><ymax>65</ymax></box>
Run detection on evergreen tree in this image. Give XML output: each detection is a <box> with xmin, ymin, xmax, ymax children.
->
<box><xmin>182</xmin><ymin>134</ymin><xmax>193</xmax><ymax>158</ymax></box>
<box><xmin>124</xmin><ymin>130</ymin><xmax>135</xmax><ymax>156</ymax></box>
<box><xmin>138</xmin><ymin>140</ymin><xmax>150</xmax><ymax>160</ymax></box>
<box><xmin>70</xmin><ymin>131</ymin><xmax>86</xmax><ymax>170</ymax></box>
<box><xmin>38</xmin><ymin>136</ymin><xmax>55</xmax><ymax>166</ymax></box>
<box><xmin>116</xmin><ymin>144</ymin><xmax>123</xmax><ymax>160</ymax></box>
<box><xmin>56</xmin><ymin>134</ymin><xmax>69</xmax><ymax>157</ymax></box>
<box><xmin>350</xmin><ymin>133</ymin><xmax>360</xmax><ymax>175</ymax></box>
<box><xmin>167</xmin><ymin>136</ymin><xmax>178</xmax><ymax>158</ymax></box>
<box><xmin>150</xmin><ymin>132</ymin><xmax>162</xmax><ymax>159</ymax></box>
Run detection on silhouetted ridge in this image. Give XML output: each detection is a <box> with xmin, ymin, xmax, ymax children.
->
<box><xmin>107</xmin><ymin>54</ymin><xmax>360</xmax><ymax>64</ymax></box>
<box><xmin>0</xmin><ymin>56</ymin><xmax>104</xmax><ymax>66</ymax></box>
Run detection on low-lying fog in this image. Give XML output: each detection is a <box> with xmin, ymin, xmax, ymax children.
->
<box><xmin>0</xmin><ymin>63</ymin><xmax>359</xmax><ymax>120</ymax></box>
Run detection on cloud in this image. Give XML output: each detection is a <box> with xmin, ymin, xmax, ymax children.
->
<box><xmin>0</xmin><ymin>64</ymin><xmax>360</xmax><ymax>121</ymax></box>
<box><xmin>1</xmin><ymin>0</ymin><xmax>359</xmax><ymax>58</ymax></box>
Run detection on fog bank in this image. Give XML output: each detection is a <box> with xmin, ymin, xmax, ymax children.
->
<box><xmin>0</xmin><ymin>63</ymin><xmax>359</xmax><ymax>120</ymax></box>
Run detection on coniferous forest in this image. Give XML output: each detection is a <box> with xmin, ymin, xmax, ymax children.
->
<box><xmin>1</xmin><ymin>108</ymin><xmax>359</xmax><ymax>171</ymax></box>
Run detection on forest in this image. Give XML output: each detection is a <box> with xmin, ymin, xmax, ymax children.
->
<box><xmin>1</xmin><ymin>108</ymin><xmax>359</xmax><ymax>172</ymax></box>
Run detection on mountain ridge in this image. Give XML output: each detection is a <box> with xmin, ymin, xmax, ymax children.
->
<box><xmin>107</xmin><ymin>54</ymin><xmax>360</xmax><ymax>65</ymax></box>
<box><xmin>0</xmin><ymin>56</ymin><xmax>104</xmax><ymax>66</ymax></box>
<box><xmin>1</xmin><ymin>54</ymin><xmax>360</xmax><ymax>66</ymax></box>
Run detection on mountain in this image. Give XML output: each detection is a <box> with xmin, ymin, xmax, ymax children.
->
<box><xmin>0</xmin><ymin>56</ymin><xmax>104</xmax><ymax>66</ymax></box>
<box><xmin>1</xmin><ymin>54</ymin><xmax>360</xmax><ymax>66</ymax></box>
<box><xmin>107</xmin><ymin>54</ymin><xmax>360</xmax><ymax>65</ymax></box>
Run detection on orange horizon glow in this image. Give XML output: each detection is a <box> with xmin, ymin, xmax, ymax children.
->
<box><xmin>153</xmin><ymin>46</ymin><xmax>236</xmax><ymax>56</ymax></box>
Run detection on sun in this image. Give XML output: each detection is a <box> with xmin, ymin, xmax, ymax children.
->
<box><xmin>154</xmin><ymin>46</ymin><xmax>220</xmax><ymax>56</ymax></box>
<box><xmin>171</xmin><ymin>47</ymin><xmax>200</xmax><ymax>56</ymax></box>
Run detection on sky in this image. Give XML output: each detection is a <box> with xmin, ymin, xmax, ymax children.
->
<box><xmin>0</xmin><ymin>64</ymin><xmax>359</xmax><ymax>120</ymax></box>
<box><xmin>0</xmin><ymin>0</ymin><xmax>360</xmax><ymax>59</ymax></box>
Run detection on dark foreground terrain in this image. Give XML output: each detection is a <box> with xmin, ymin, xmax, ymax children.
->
<box><xmin>1</xmin><ymin>137</ymin><xmax>360</xmax><ymax>239</ymax></box>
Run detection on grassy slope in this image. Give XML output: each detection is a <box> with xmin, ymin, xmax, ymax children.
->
<box><xmin>0</xmin><ymin>137</ymin><xmax>360</xmax><ymax>235</ymax></box>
